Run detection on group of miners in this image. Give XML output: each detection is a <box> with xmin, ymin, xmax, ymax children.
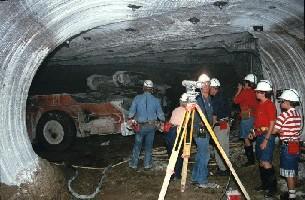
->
<box><xmin>127</xmin><ymin>73</ymin><xmax>303</xmax><ymax>200</ymax></box>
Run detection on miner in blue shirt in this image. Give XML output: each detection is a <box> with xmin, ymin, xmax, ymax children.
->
<box><xmin>128</xmin><ymin>80</ymin><xmax>165</xmax><ymax>170</ymax></box>
<box><xmin>191</xmin><ymin>74</ymin><xmax>219</xmax><ymax>189</ymax></box>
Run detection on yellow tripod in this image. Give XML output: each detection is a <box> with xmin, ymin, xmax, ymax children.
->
<box><xmin>158</xmin><ymin>103</ymin><xmax>250</xmax><ymax>200</ymax></box>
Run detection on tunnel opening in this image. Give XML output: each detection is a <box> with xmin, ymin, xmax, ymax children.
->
<box><xmin>26</xmin><ymin>30</ymin><xmax>263</xmax><ymax>168</ymax></box>
<box><xmin>21</xmin><ymin>30</ymin><xmax>268</xmax><ymax>199</ymax></box>
<box><xmin>1</xmin><ymin>1</ymin><xmax>304</xmax><ymax>199</ymax></box>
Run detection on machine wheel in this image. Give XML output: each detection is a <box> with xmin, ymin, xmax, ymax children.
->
<box><xmin>36</xmin><ymin>111</ymin><xmax>76</xmax><ymax>151</ymax></box>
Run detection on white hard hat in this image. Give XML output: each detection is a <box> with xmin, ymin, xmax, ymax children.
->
<box><xmin>255</xmin><ymin>80</ymin><xmax>272</xmax><ymax>91</ymax></box>
<box><xmin>180</xmin><ymin>93</ymin><xmax>188</xmax><ymax>102</ymax></box>
<box><xmin>210</xmin><ymin>78</ymin><xmax>221</xmax><ymax>87</ymax></box>
<box><xmin>244</xmin><ymin>74</ymin><xmax>257</xmax><ymax>84</ymax></box>
<box><xmin>279</xmin><ymin>89</ymin><xmax>300</xmax><ymax>102</ymax></box>
<box><xmin>143</xmin><ymin>80</ymin><xmax>153</xmax><ymax>88</ymax></box>
<box><xmin>197</xmin><ymin>74</ymin><xmax>210</xmax><ymax>82</ymax></box>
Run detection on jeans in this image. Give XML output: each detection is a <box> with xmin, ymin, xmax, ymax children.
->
<box><xmin>214</xmin><ymin>125</ymin><xmax>230</xmax><ymax>171</ymax></box>
<box><xmin>192</xmin><ymin>136</ymin><xmax>210</xmax><ymax>184</ymax></box>
<box><xmin>255</xmin><ymin>135</ymin><xmax>275</xmax><ymax>162</ymax></box>
<box><xmin>163</xmin><ymin>126</ymin><xmax>183</xmax><ymax>178</ymax></box>
<box><xmin>240</xmin><ymin>117</ymin><xmax>254</xmax><ymax>139</ymax></box>
<box><xmin>280</xmin><ymin>144</ymin><xmax>300</xmax><ymax>177</ymax></box>
<box><xmin>129</xmin><ymin>126</ymin><xmax>156</xmax><ymax>168</ymax></box>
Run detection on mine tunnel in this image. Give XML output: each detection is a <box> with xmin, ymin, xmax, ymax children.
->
<box><xmin>0</xmin><ymin>0</ymin><xmax>304</xmax><ymax>199</ymax></box>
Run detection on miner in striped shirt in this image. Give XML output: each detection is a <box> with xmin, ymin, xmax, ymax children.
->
<box><xmin>272</xmin><ymin>89</ymin><xmax>302</xmax><ymax>200</ymax></box>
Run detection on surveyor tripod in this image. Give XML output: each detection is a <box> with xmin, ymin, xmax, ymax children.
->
<box><xmin>158</xmin><ymin>102</ymin><xmax>251</xmax><ymax>200</ymax></box>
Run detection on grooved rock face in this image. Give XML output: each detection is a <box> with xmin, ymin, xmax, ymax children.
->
<box><xmin>1</xmin><ymin>159</ymin><xmax>69</xmax><ymax>199</ymax></box>
<box><xmin>0</xmin><ymin>0</ymin><xmax>304</xmax><ymax>192</ymax></box>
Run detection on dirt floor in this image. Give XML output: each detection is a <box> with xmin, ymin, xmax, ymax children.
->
<box><xmin>1</xmin><ymin>131</ymin><xmax>305</xmax><ymax>200</ymax></box>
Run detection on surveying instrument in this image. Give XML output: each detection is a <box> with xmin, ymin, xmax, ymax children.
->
<box><xmin>158</xmin><ymin>80</ymin><xmax>250</xmax><ymax>200</ymax></box>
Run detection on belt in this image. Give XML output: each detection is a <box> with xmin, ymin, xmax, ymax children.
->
<box><xmin>281</xmin><ymin>141</ymin><xmax>289</xmax><ymax>145</ymax></box>
<box><xmin>281</xmin><ymin>140</ymin><xmax>299</xmax><ymax>145</ymax></box>
<box><xmin>254</xmin><ymin>127</ymin><xmax>268</xmax><ymax>136</ymax></box>
<box><xmin>214</xmin><ymin>118</ymin><xmax>229</xmax><ymax>126</ymax></box>
<box><xmin>256</xmin><ymin>127</ymin><xmax>268</xmax><ymax>132</ymax></box>
<box><xmin>214</xmin><ymin>122</ymin><xmax>228</xmax><ymax>126</ymax></box>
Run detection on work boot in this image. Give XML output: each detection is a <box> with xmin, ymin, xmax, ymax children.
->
<box><xmin>255</xmin><ymin>166</ymin><xmax>267</xmax><ymax>192</ymax></box>
<box><xmin>243</xmin><ymin>146</ymin><xmax>255</xmax><ymax>166</ymax></box>
<box><xmin>215</xmin><ymin>168</ymin><xmax>228</xmax><ymax>176</ymax></box>
<box><xmin>191</xmin><ymin>181</ymin><xmax>199</xmax><ymax>186</ymax></box>
<box><xmin>255</xmin><ymin>185</ymin><xmax>266</xmax><ymax>192</ymax></box>
<box><xmin>197</xmin><ymin>182</ymin><xmax>220</xmax><ymax>189</ymax></box>
<box><xmin>288</xmin><ymin>190</ymin><xmax>297</xmax><ymax>200</ymax></box>
<box><xmin>144</xmin><ymin>167</ymin><xmax>152</xmax><ymax>171</ymax></box>
<box><xmin>129</xmin><ymin>164</ymin><xmax>138</xmax><ymax>170</ymax></box>
<box><xmin>170</xmin><ymin>174</ymin><xmax>181</xmax><ymax>181</ymax></box>
<box><xmin>280</xmin><ymin>192</ymin><xmax>289</xmax><ymax>200</ymax></box>
<box><xmin>270</xmin><ymin>168</ymin><xmax>277</xmax><ymax>193</ymax></box>
<box><xmin>264</xmin><ymin>167</ymin><xmax>277</xmax><ymax>198</ymax></box>
<box><xmin>280</xmin><ymin>191</ymin><xmax>296</xmax><ymax>200</ymax></box>
<box><xmin>264</xmin><ymin>190</ymin><xmax>275</xmax><ymax>198</ymax></box>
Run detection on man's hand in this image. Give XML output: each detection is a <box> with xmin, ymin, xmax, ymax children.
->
<box><xmin>181</xmin><ymin>154</ymin><xmax>190</xmax><ymax>159</ymax></box>
<box><xmin>248</xmin><ymin>133</ymin><xmax>254</xmax><ymax>140</ymax></box>
<box><xmin>260</xmin><ymin>139</ymin><xmax>268</xmax><ymax>150</ymax></box>
<box><xmin>127</xmin><ymin>119</ymin><xmax>134</xmax><ymax>127</ymax></box>
<box><xmin>248</xmin><ymin>129</ymin><xmax>256</xmax><ymax>140</ymax></box>
<box><xmin>162</xmin><ymin>122</ymin><xmax>173</xmax><ymax>133</ymax></box>
<box><xmin>237</xmin><ymin>83</ymin><xmax>243</xmax><ymax>92</ymax></box>
<box><xmin>158</xmin><ymin>121</ymin><xmax>165</xmax><ymax>132</ymax></box>
<box><xmin>271</xmin><ymin>127</ymin><xmax>280</xmax><ymax>135</ymax></box>
<box><xmin>234</xmin><ymin>83</ymin><xmax>243</xmax><ymax>98</ymax></box>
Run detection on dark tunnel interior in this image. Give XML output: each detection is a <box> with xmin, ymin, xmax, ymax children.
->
<box><xmin>30</xmin><ymin>53</ymin><xmax>261</xmax><ymax>111</ymax></box>
<box><xmin>26</xmin><ymin>30</ymin><xmax>263</xmax><ymax>166</ymax></box>
<box><xmin>2</xmin><ymin>1</ymin><xmax>305</xmax><ymax>199</ymax></box>
<box><xmin>29</xmin><ymin>31</ymin><xmax>263</xmax><ymax>112</ymax></box>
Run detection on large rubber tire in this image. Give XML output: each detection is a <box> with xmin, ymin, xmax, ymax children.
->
<box><xmin>36</xmin><ymin>111</ymin><xmax>76</xmax><ymax>151</ymax></box>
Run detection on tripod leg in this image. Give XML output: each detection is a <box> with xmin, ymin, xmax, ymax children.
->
<box><xmin>158</xmin><ymin>110</ymin><xmax>191</xmax><ymax>200</ymax></box>
<box><xmin>181</xmin><ymin>109</ymin><xmax>195</xmax><ymax>192</ymax></box>
<box><xmin>195</xmin><ymin>105</ymin><xmax>251</xmax><ymax>200</ymax></box>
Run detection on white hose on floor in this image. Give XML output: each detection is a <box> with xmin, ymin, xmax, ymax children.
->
<box><xmin>57</xmin><ymin>146</ymin><xmax>180</xmax><ymax>199</ymax></box>
<box><xmin>66</xmin><ymin>158</ymin><xmax>131</xmax><ymax>199</ymax></box>
<box><xmin>68</xmin><ymin>165</ymin><xmax>111</xmax><ymax>199</ymax></box>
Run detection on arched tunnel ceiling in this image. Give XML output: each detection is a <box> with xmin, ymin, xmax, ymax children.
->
<box><xmin>45</xmin><ymin>0</ymin><xmax>304</xmax><ymax>66</ymax></box>
<box><xmin>48</xmin><ymin>31</ymin><xmax>258</xmax><ymax>66</ymax></box>
<box><xmin>0</xmin><ymin>0</ymin><xmax>304</xmax><ymax>186</ymax></box>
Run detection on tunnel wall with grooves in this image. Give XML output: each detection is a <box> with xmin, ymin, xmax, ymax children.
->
<box><xmin>0</xmin><ymin>0</ymin><xmax>303</xmax><ymax>185</ymax></box>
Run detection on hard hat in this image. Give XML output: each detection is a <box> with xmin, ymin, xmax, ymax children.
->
<box><xmin>255</xmin><ymin>80</ymin><xmax>272</xmax><ymax>91</ymax></box>
<box><xmin>244</xmin><ymin>74</ymin><xmax>257</xmax><ymax>84</ymax></box>
<box><xmin>180</xmin><ymin>93</ymin><xmax>188</xmax><ymax>102</ymax></box>
<box><xmin>143</xmin><ymin>80</ymin><xmax>153</xmax><ymax>88</ymax></box>
<box><xmin>210</xmin><ymin>78</ymin><xmax>221</xmax><ymax>87</ymax></box>
<box><xmin>279</xmin><ymin>89</ymin><xmax>300</xmax><ymax>102</ymax></box>
<box><xmin>197</xmin><ymin>74</ymin><xmax>210</xmax><ymax>82</ymax></box>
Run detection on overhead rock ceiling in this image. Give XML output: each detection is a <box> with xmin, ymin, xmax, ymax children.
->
<box><xmin>36</xmin><ymin>31</ymin><xmax>260</xmax><ymax>93</ymax></box>
<box><xmin>48</xmin><ymin>31</ymin><xmax>257</xmax><ymax>66</ymax></box>
<box><xmin>46</xmin><ymin>0</ymin><xmax>304</xmax><ymax>67</ymax></box>
<box><xmin>39</xmin><ymin>0</ymin><xmax>304</xmax><ymax>98</ymax></box>
<box><xmin>0</xmin><ymin>0</ymin><xmax>304</xmax><ymax>187</ymax></box>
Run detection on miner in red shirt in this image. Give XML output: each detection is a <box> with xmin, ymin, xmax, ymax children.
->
<box><xmin>249</xmin><ymin>80</ymin><xmax>277</xmax><ymax>198</ymax></box>
<box><xmin>233</xmin><ymin>74</ymin><xmax>258</xmax><ymax>166</ymax></box>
